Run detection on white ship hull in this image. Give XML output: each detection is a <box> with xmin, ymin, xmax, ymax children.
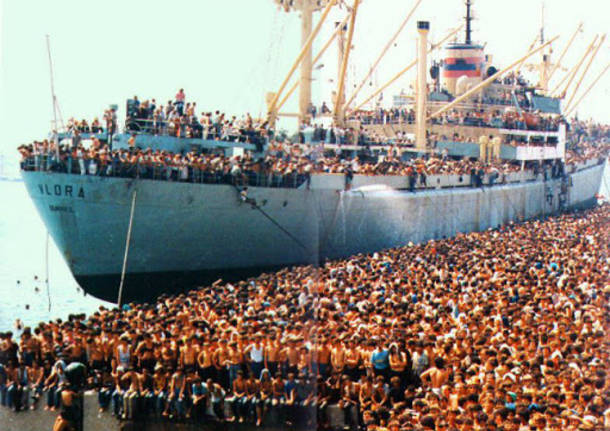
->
<box><xmin>21</xmin><ymin>159</ymin><xmax>606</xmax><ymax>302</ymax></box>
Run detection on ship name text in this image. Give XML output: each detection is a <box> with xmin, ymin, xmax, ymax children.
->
<box><xmin>38</xmin><ymin>184</ymin><xmax>85</xmax><ymax>198</ymax></box>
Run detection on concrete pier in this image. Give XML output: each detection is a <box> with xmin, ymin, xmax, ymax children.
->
<box><xmin>0</xmin><ymin>391</ymin><xmax>354</xmax><ymax>431</ymax></box>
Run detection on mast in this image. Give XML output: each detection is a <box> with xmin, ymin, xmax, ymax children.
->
<box><xmin>300</xmin><ymin>1</ymin><xmax>314</xmax><ymax>125</ymax></box>
<box><xmin>540</xmin><ymin>1</ymin><xmax>545</xmax><ymax>45</ymax></box>
<box><xmin>271</xmin><ymin>0</ymin><xmax>334</xmax><ymax>125</ymax></box>
<box><xmin>336</xmin><ymin>21</ymin><xmax>347</xmax><ymax>115</ymax></box>
<box><xmin>415</xmin><ymin>21</ymin><xmax>430</xmax><ymax>150</ymax></box>
<box><xmin>538</xmin><ymin>1</ymin><xmax>552</xmax><ymax>94</ymax></box>
<box><xmin>46</xmin><ymin>35</ymin><xmax>60</xmax><ymax>160</ymax></box>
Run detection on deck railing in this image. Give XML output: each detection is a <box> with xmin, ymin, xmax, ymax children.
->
<box><xmin>20</xmin><ymin>156</ymin><xmax>310</xmax><ymax>189</ymax></box>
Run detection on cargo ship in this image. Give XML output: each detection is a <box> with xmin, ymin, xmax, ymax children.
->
<box><xmin>19</xmin><ymin>0</ymin><xmax>607</xmax><ymax>302</ymax></box>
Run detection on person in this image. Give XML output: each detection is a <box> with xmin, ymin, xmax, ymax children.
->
<box><xmin>227</xmin><ymin>341</ymin><xmax>243</xmax><ymax>391</ymax></box>
<box><xmin>339</xmin><ymin>374</ymin><xmax>359</xmax><ymax>429</ymax></box>
<box><xmin>120</xmin><ymin>364</ymin><xmax>141</xmax><ymax>419</ymax></box>
<box><xmin>165</xmin><ymin>366</ymin><xmax>187</xmax><ymax>419</ymax></box>
<box><xmin>152</xmin><ymin>363</ymin><xmax>168</xmax><ymax>416</ymax></box>
<box><xmin>321</xmin><ymin>101</ymin><xmax>330</xmax><ymax>114</ymax></box>
<box><xmin>256</xmin><ymin>369</ymin><xmax>273</xmax><ymax>426</ymax></box>
<box><xmin>52</xmin><ymin>385</ymin><xmax>80</xmax><ymax>431</ymax></box>
<box><xmin>189</xmin><ymin>374</ymin><xmax>207</xmax><ymax>420</ymax></box>
<box><xmin>420</xmin><ymin>357</ymin><xmax>449</xmax><ymax>392</ymax></box>
<box><xmin>127</xmin><ymin>134</ymin><xmax>137</xmax><ymax>153</ymax></box>
<box><xmin>43</xmin><ymin>359</ymin><xmax>66</xmax><ymax>411</ymax></box>
<box><xmin>271</xmin><ymin>370</ymin><xmax>285</xmax><ymax>417</ymax></box>
<box><xmin>229</xmin><ymin>369</ymin><xmax>248</xmax><ymax>423</ymax></box>
<box><xmin>28</xmin><ymin>359</ymin><xmax>45</xmax><ymax>409</ymax></box>
<box><xmin>283</xmin><ymin>372</ymin><xmax>297</xmax><ymax>426</ymax></box>
<box><xmin>344</xmin><ymin>338</ymin><xmax>361</xmax><ymax>382</ymax></box>
<box><xmin>315</xmin><ymin>375</ymin><xmax>331</xmax><ymax>428</ymax></box>
<box><xmin>206</xmin><ymin>378</ymin><xmax>227</xmax><ymax>422</ymax></box>
<box><xmin>175</xmin><ymin>89</ymin><xmax>186</xmax><ymax>116</ymax></box>
<box><xmin>265</xmin><ymin>336</ymin><xmax>280</xmax><ymax>377</ymax></box>
<box><xmin>212</xmin><ymin>339</ymin><xmax>229</xmax><ymax>390</ymax></box>
<box><xmin>388</xmin><ymin>342</ymin><xmax>409</xmax><ymax>389</ymax></box>
<box><xmin>244</xmin><ymin>335</ymin><xmax>265</xmax><ymax>380</ymax></box>
<box><xmin>2</xmin><ymin>198</ymin><xmax>610</xmax><ymax>430</ymax></box>
<box><xmin>371</xmin><ymin>341</ymin><xmax>389</xmax><ymax>382</ymax></box>
<box><xmin>245</xmin><ymin>371</ymin><xmax>259</xmax><ymax>423</ymax></box>
<box><xmin>110</xmin><ymin>365</ymin><xmax>127</xmax><ymax>417</ymax></box>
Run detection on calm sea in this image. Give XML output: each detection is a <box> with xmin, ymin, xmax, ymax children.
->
<box><xmin>0</xmin><ymin>163</ymin><xmax>608</xmax><ymax>333</ymax></box>
<box><xmin>0</xmin><ymin>179</ymin><xmax>112</xmax><ymax>333</ymax></box>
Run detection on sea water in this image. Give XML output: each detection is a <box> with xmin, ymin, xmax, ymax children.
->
<box><xmin>1</xmin><ymin>163</ymin><xmax>608</xmax><ymax>333</ymax></box>
<box><xmin>0</xmin><ymin>180</ymin><xmax>112</xmax><ymax>333</ymax></box>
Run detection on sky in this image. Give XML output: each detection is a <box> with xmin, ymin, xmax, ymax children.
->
<box><xmin>1</xmin><ymin>0</ymin><xmax>608</xmax><ymax>164</ymax></box>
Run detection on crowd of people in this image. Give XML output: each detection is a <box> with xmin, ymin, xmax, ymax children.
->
<box><xmin>352</xmin><ymin>106</ymin><xmax>561</xmax><ymax>134</ymax></box>
<box><xmin>564</xmin><ymin>120</ymin><xmax>610</xmax><ymax>165</ymax></box>
<box><xmin>0</xmin><ymin>202</ymin><xmax>609</xmax><ymax>430</ymax></box>
<box><xmin>124</xmin><ymin>91</ymin><xmax>268</xmax><ymax>148</ymax></box>
<box><xmin>19</xmin><ymin>136</ymin><xmax>536</xmax><ymax>191</ymax></box>
<box><xmin>567</xmin><ymin>120</ymin><xmax>610</xmax><ymax>146</ymax></box>
<box><xmin>63</xmin><ymin>91</ymin><xmax>269</xmax><ymax>148</ymax></box>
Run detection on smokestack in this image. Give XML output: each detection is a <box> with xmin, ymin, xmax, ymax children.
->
<box><xmin>416</xmin><ymin>21</ymin><xmax>429</xmax><ymax>150</ymax></box>
<box><xmin>465</xmin><ymin>0</ymin><xmax>473</xmax><ymax>45</ymax></box>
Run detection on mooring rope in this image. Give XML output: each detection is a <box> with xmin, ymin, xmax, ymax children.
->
<box><xmin>117</xmin><ymin>189</ymin><xmax>137</xmax><ymax>308</ymax></box>
<box><xmin>46</xmin><ymin>231</ymin><xmax>51</xmax><ymax>312</ymax></box>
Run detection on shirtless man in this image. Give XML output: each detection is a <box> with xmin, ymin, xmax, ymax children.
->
<box><xmin>19</xmin><ymin>329</ymin><xmax>40</xmax><ymax>366</ymax></box>
<box><xmin>331</xmin><ymin>339</ymin><xmax>346</xmax><ymax>376</ymax></box>
<box><xmin>153</xmin><ymin>364</ymin><xmax>168</xmax><ymax>414</ymax></box>
<box><xmin>160</xmin><ymin>339</ymin><xmax>177</xmax><ymax>370</ymax></box>
<box><xmin>28</xmin><ymin>359</ymin><xmax>45</xmax><ymax>409</ymax></box>
<box><xmin>389</xmin><ymin>342</ymin><xmax>409</xmax><ymax>387</ymax></box>
<box><xmin>316</xmin><ymin>338</ymin><xmax>331</xmax><ymax>378</ymax></box>
<box><xmin>283</xmin><ymin>339</ymin><xmax>300</xmax><ymax>377</ymax></box>
<box><xmin>227</xmin><ymin>341</ymin><xmax>243</xmax><ymax>390</ymax></box>
<box><xmin>213</xmin><ymin>339</ymin><xmax>230</xmax><ymax>389</ymax></box>
<box><xmin>180</xmin><ymin>336</ymin><xmax>199</xmax><ymax>374</ymax></box>
<box><xmin>265</xmin><ymin>335</ymin><xmax>280</xmax><ymax>377</ymax></box>
<box><xmin>88</xmin><ymin>337</ymin><xmax>105</xmax><ymax>376</ymax></box>
<box><xmin>120</xmin><ymin>364</ymin><xmax>141</xmax><ymax>419</ymax></box>
<box><xmin>197</xmin><ymin>342</ymin><xmax>214</xmax><ymax>382</ymax></box>
<box><xmin>359</xmin><ymin>375</ymin><xmax>374</xmax><ymax>413</ymax></box>
<box><xmin>165</xmin><ymin>366</ymin><xmax>187</xmax><ymax>418</ymax></box>
<box><xmin>134</xmin><ymin>334</ymin><xmax>156</xmax><ymax>372</ymax></box>
<box><xmin>420</xmin><ymin>357</ymin><xmax>450</xmax><ymax>391</ymax></box>
<box><xmin>231</xmin><ymin>370</ymin><xmax>248</xmax><ymax>423</ymax></box>
<box><xmin>344</xmin><ymin>339</ymin><xmax>361</xmax><ymax>381</ymax></box>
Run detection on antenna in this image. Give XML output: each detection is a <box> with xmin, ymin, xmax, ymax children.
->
<box><xmin>465</xmin><ymin>0</ymin><xmax>473</xmax><ymax>45</ymax></box>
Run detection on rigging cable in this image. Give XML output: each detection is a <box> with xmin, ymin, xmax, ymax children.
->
<box><xmin>233</xmin><ymin>185</ymin><xmax>309</xmax><ymax>252</ymax></box>
<box><xmin>259</xmin><ymin>7</ymin><xmax>284</xmax><ymax>117</ymax></box>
